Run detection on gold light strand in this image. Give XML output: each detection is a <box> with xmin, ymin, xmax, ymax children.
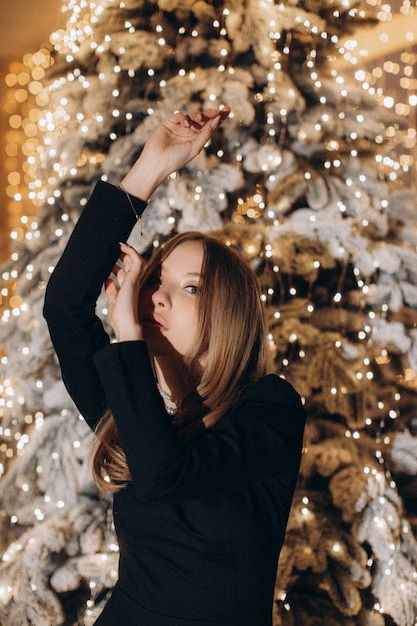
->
<box><xmin>336</xmin><ymin>0</ymin><xmax>417</xmax><ymax>182</ymax></box>
<box><xmin>1</xmin><ymin>48</ymin><xmax>54</xmax><ymax>318</ymax></box>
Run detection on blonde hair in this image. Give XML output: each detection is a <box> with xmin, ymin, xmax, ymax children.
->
<box><xmin>91</xmin><ymin>232</ymin><xmax>270</xmax><ymax>492</ymax></box>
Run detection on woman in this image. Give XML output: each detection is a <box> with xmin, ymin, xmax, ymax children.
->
<box><xmin>43</xmin><ymin>108</ymin><xmax>306</xmax><ymax>626</ymax></box>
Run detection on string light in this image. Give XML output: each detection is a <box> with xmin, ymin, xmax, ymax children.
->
<box><xmin>335</xmin><ymin>0</ymin><xmax>417</xmax><ymax>182</ymax></box>
<box><xmin>0</xmin><ymin>0</ymin><xmax>416</xmax><ymax>623</ymax></box>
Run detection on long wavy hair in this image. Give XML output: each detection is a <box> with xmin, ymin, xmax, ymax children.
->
<box><xmin>91</xmin><ymin>231</ymin><xmax>270</xmax><ymax>492</ymax></box>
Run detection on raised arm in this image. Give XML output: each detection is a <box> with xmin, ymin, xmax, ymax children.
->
<box><xmin>44</xmin><ymin>108</ymin><xmax>230</xmax><ymax>426</ymax></box>
<box><xmin>119</xmin><ymin>108</ymin><xmax>230</xmax><ymax>201</ymax></box>
<box><xmin>104</xmin><ymin>107</ymin><xmax>231</xmax><ymax>344</ymax></box>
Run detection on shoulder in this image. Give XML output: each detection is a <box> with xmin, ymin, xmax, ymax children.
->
<box><xmin>240</xmin><ymin>374</ymin><xmax>304</xmax><ymax>410</ymax></box>
<box><xmin>228</xmin><ymin>374</ymin><xmax>307</xmax><ymax>439</ymax></box>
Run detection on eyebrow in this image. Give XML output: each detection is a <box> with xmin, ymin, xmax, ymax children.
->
<box><xmin>159</xmin><ymin>263</ymin><xmax>202</xmax><ymax>279</ymax></box>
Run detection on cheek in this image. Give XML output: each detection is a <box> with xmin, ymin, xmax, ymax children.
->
<box><xmin>189</xmin><ymin>302</ymin><xmax>199</xmax><ymax>326</ymax></box>
<box><xmin>177</xmin><ymin>304</ymin><xmax>198</xmax><ymax>337</ymax></box>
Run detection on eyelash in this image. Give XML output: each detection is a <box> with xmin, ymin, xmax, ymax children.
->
<box><xmin>147</xmin><ymin>275</ymin><xmax>161</xmax><ymax>286</ymax></box>
<box><xmin>146</xmin><ymin>276</ymin><xmax>198</xmax><ymax>294</ymax></box>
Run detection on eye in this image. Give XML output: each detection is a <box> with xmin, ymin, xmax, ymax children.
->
<box><xmin>185</xmin><ymin>285</ymin><xmax>198</xmax><ymax>294</ymax></box>
<box><xmin>146</xmin><ymin>273</ymin><xmax>162</xmax><ymax>287</ymax></box>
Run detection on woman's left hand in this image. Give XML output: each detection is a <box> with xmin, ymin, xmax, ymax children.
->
<box><xmin>105</xmin><ymin>242</ymin><xmax>145</xmax><ymax>342</ymax></box>
<box><xmin>120</xmin><ymin>107</ymin><xmax>231</xmax><ymax>201</ymax></box>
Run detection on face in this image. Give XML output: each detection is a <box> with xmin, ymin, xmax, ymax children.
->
<box><xmin>138</xmin><ymin>240</ymin><xmax>204</xmax><ymax>358</ymax></box>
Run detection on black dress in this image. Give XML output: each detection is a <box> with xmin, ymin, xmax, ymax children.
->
<box><xmin>43</xmin><ymin>181</ymin><xmax>306</xmax><ymax>626</ymax></box>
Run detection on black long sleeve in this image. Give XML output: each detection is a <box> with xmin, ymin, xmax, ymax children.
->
<box><xmin>43</xmin><ymin>180</ymin><xmax>146</xmax><ymax>425</ymax></box>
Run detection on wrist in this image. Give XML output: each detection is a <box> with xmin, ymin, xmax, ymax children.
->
<box><xmin>116</xmin><ymin>325</ymin><xmax>144</xmax><ymax>343</ymax></box>
<box><xmin>117</xmin><ymin>183</ymin><xmax>147</xmax><ymax>221</ymax></box>
<box><xmin>120</xmin><ymin>159</ymin><xmax>165</xmax><ymax>201</ymax></box>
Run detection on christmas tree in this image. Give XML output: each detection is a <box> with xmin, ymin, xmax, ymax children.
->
<box><xmin>1</xmin><ymin>0</ymin><xmax>417</xmax><ymax>624</ymax></box>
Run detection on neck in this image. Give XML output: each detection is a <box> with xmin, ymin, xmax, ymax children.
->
<box><xmin>153</xmin><ymin>356</ymin><xmax>193</xmax><ymax>405</ymax></box>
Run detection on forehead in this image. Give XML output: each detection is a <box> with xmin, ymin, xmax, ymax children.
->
<box><xmin>162</xmin><ymin>240</ymin><xmax>204</xmax><ymax>273</ymax></box>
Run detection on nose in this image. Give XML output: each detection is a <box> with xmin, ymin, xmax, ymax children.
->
<box><xmin>151</xmin><ymin>284</ymin><xmax>171</xmax><ymax>308</ymax></box>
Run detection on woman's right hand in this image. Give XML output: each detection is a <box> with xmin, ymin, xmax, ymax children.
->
<box><xmin>119</xmin><ymin>107</ymin><xmax>230</xmax><ymax>201</ymax></box>
<box><xmin>105</xmin><ymin>243</ymin><xmax>145</xmax><ymax>343</ymax></box>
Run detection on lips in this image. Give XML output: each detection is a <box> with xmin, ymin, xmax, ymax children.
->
<box><xmin>140</xmin><ymin>312</ymin><xmax>167</xmax><ymax>329</ymax></box>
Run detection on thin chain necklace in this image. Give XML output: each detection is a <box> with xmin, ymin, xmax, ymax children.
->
<box><xmin>156</xmin><ymin>383</ymin><xmax>178</xmax><ymax>415</ymax></box>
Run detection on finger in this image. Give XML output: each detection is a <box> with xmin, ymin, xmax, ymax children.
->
<box><xmin>119</xmin><ymin>242</ymin><xmax>142</xmax><ymax>262</ymax></box>
<box><xmin>219</xmin><ymin>106</ymin><xmax>231</xmax><ymax>122</ymax></box>
<box><xmin>113</xmin><ymin>265</ymin><xmax>126</xmax><ymax>288</ymax></box>
<box><xmin>198</xmin><ymin>106</ymin><xmax>231</xmax><ymax>123</ymax></box>
<box><xmin>184</xmin><ymin>111</ymin><xmax>204</xmax><ymax>129</ymax></box>
<box><xmin>199</xmin><ymin>107</ymin><xmax>231</xmax><ymax>134</ymax></box>
<box><xmin>169</xmin><ymin>111</ymin><xmax>188</xmax><ymax>127</ymax></box>
<box><xmin>108</xmin><ymin>248</ymin><xmax>130</xmax><ymax>277</ymax></box>
<box><xmin>189</xmin><ymin>110</ymin><xmax>230</xmax><ymax>151</ymax></box>
<box><xmin>185</xmin><ymin>107</ymin><xmax>230</xmax><ymax>131</ymax></box>
<box><xmin>105</xmin><ymin>277</ymin><xmax>119</xmax><ymax>303</ymax></box>
<box><xmin>110</xmin><ymin>260</ymin><xmax>121</xmax><ymax>276</ymax></box>
<box><xmin>119</xmin><ymin>243</ymin><xmax>145</xmax><ymax>271</ymax></box>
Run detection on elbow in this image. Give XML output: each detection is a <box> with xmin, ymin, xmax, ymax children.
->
<box><xmin>43</xmin><ymin>281</ymin><xmax>59</xmax><ymax>324</ymax></box>
<box><xmin>43</xmin><ymin>271</ymin><xmax>59</xmax><ymax>314</ymax></box>
<box><xmin>43</xmin><ymin>272</ymin><xmax>74</xmax><ymax>322</ymax></box>
<box><xmin>43</xmin><ymin>291</ymin><xmax>53</xmax><ymax>324</ymax></box>
<box><xmin>42</xmin><ymin>290</ymin><xmax>52</xmax><ymax>322</ymax></box>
